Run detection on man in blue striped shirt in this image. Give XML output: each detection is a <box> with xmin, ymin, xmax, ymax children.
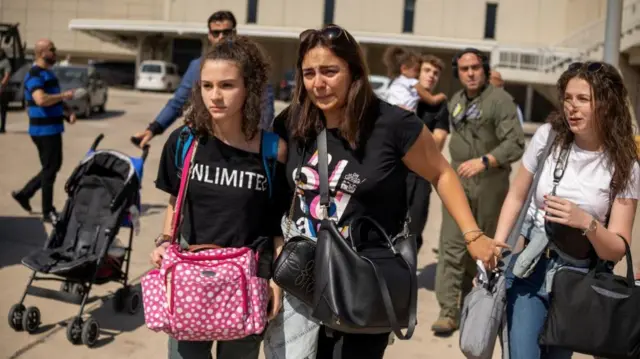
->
<box><xmin>12</xmin><ymin>39</ymin><xmax>76</xmax><ymax>223</ymax></box>
<box><xmin>131</xmin><ymin>10</ymin><xmax>275</xmax><ymax>148</ymax></box>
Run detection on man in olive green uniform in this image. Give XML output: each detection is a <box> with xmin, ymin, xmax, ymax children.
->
<box><xmin>432</xmin><ymin>48</ymin><xmax>525</xmax><ymax>335</ymax></box>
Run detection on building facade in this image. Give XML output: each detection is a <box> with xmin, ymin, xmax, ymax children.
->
<box><xmin>2</xmin><ymin>0</ymin><xmax>639</xmax><ymax>123</ymax></box>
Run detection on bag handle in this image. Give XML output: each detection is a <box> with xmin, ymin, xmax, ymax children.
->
<box><xmin>171</xmin><ymin>137</ymin><xmax>199</xmax><ymax>247</ymax></box>
<box><xmin>500</xmin><ymin>129</ymin><xmax>557</xmax><ymax>269</ymax></box>
<box><xmin>317</xmin><ymin>128</ymin><xmax>417</xmax><ymax>340</ymax></box>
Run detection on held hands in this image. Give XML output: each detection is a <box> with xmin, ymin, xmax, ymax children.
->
<box><xmin>457</xmin><ymin>158</ymin><xmax>486</xmax><ymax>178</ymax></box>
<box><xmin>68</xmin><ymin>112</ymin><xmax>77</xmax><ymax>124</ymax></box>
<box><xmin>543</xmin><ymin>194</ymin><xmax>591</xmax><ymax>230</ymax></box>
<box><xmin>267</xmin><ymin>280</ymin><xmax>283</xmax><ymax>321</ymax></box>
<box><xmin>465</xmin><ymin>232</ymin><xmax>510</xmax><ymax>270</ymax></box>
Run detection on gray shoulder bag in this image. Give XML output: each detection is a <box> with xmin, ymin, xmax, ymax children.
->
<box><xmin>459</xmin><ymin>129</ymin><xmax>557</xmax><ymax>359</ymax></box>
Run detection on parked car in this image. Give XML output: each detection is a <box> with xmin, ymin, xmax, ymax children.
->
<box><xmin>277</xmin><ymin>69</ymin><xmax>295</xmax><ymax>102</ymax></box>
<box><xmin>135</xmin><ymin>60</ymin><xmax>181</xmax><ymax>92</ymax></box>
<box><xmin>368</xmin><ymin>74</ymin><xmax>391</xmax><ymax>100</ymax></box>
<box><xmin>52</xmin><ymin>65</ymin><xmax>108</xmax><ymax>118</ymax></box>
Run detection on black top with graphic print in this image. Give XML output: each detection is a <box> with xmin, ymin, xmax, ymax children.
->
<box><xmin>155</xmin><ymin>125</ymin><xmax>288</xmax><ymax>247</ymax></box>
<box><xmin>274</xmin><ymin>100</ymin><xmax>424</xmax><ymax>239</ymax></box>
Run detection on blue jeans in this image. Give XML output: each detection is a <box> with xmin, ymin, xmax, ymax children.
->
<box><xmin>506</xmin><ymin>251</ymin><xmax>574</xmax><ymax>359</ymax></box>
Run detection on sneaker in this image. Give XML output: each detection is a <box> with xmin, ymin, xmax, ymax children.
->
<box><xmin>431</xmin><ymin>317</ymin><xmax>458</xmax><ymax>335</ymax></box>
<box><xmin>42</xmin><ymin>209</ymin><xmax>60</xmax><ymax>224</ymax></box>
<box><xmin>11</xmin><ymin>191</ymin><xmax>32</xmax><ymax>213</ymax></box>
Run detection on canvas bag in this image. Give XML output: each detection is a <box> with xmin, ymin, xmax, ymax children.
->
<box><xmin>459</xmin><ymin>129</ymin><xmax>557</xmax><ymax>359</ymax></box>
<box><xmin>141</xmin><ymin>132</ymin><xmax>279</xmax><ymax>341</ymax></box>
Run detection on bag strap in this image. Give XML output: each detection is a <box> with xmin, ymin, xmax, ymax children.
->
<box><xmin>175</xmin><ymin>127</ymin><xmax>195</xmax><ymax>175</ymax></box>
<box><xmin>500</xmin><ymin>129</ymin><xmax>557</xmax><ymax>268</ymax></box>
<box><xmin>316</xmin><ymin>128</ymin><xmax>417</xmax><ymax>340</ymax></box>
<box><xmin>171</xmin><ymin>137</ymin><xmax>198</xmax><ymax>248</ymax></box>
<box><xmin>261</xmin><ymin>131</ymin><xmax>280</xmax><ymax>198</ymax></box>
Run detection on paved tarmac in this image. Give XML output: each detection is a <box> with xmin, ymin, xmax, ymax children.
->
<box><xmin>0</xmin><ymin>88</ymin><xmax>637</xmax><ymax>359</ymax></box>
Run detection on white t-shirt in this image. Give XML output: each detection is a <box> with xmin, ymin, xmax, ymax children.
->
<box><xmin>523</xmin><ymin>123</ymin><xmax>640</xmax><ymax>229</ymax></box>
<box><xmin>385</xmin><ymin>75</ymin><xmax>420</xmax><ymax>112</ymax></box>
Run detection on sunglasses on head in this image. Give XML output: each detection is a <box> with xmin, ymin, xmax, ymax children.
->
<box><xmin>209</xmin><ymin>28</ymin><xmax>235</xmax><ymax>38</ymax></box>
<box><xmin>567</xmin><ymin>61</ymin><xmax>604</xmax><ymax>73</ymax></box>
<box><xmin>299</xmin><ymin>24</ymin><xmax>351</xmax><ymax>44</ymax></box>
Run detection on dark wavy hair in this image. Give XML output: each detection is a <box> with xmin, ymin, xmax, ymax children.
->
<box><xmin>183</xmin><ymin>35</ymin><xmax>270</xmax><ymax>140</ymax></box>
<box><xmin>288</xmin><ymin>25</ymin><xmax>378</xmax><ymax>149</ymax></box>
<box><xmin>551</xmin><ymin>61</ymin><xmax>638</xmax><ymax>199</ymax></box>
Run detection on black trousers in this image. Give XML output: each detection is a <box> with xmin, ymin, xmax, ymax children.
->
<box><xmin>406</xmin><ymin>171</ymin><xmax>432</xmax><ymax>252</ymax></box>
<box><xmin>17</xmin><ymin>134</ymin><xmax>63</xmax><ymax>213</ymax></box>
<box><xmin>0</xmin><ymin>91</ymin><xmax>8</xmax><ymax>131</ymax></box>
<box><xmin>316</xmin><ymin>327</ymin><xmax>390</xmax><ymax>359</ymax></box>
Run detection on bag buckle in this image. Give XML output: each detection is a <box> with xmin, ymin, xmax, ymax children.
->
<box><xmin>545</xmin><ymin>247</ymin><xmax>551</xmax><ymax>259</ymax></box>
<box><xmin>319</xmin><ymin>205</ymin><xmax>329</xmax><ymax>220</ymax></box>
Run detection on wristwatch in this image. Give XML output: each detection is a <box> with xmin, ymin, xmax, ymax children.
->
<box><xmin>481</xmin><ymin>155</ymin><xmax>490</xmax><ymax>170</ymax></box>
<box><xmin>154</xmin><ymin>234</ymin><xmax>172</xmax><ymax>247</ymax></box>
<box><xmin>582</xmin><ymin>217</ymin><xmax>598</xmax><ymax>236</ymax></box>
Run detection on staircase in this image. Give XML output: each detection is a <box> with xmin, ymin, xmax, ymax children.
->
<box><xmin>490</xmin><ymin>0</ymin><xmax>640</xmax><ymax>86</ymax></box>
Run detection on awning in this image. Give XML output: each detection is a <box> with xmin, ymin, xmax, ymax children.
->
<box><xmin>68</xmin><ymin>18</ymin><xmax>497</xmax><ymax>52</ymax></box>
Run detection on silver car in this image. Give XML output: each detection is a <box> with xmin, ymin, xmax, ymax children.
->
<box><xmin>52</xmin><ymin>65</ymin><xmax>108</xmax><ymax>118</ymax></box>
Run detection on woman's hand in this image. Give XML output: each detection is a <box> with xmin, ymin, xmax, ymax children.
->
<box><xmin>466</xmin><ymin>234</ymin><xmax>510</xmax><ymax>270</ymax></box>
<box><xmin>543</xmin><ymin>195</ymin><xmax>592</xmax><ymax>230</ymax></box>
<box><xmin>149</xmin><ymin>242</ymin><xmax>170</xmax><ymax>268</ymax></box>
<box><xmin>267</xmin><ymin>280</ymin><xmax>283</xmax><ymax>321</ymax></box>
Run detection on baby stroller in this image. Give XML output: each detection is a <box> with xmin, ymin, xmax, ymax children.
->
<box><xmin>7</xmin><ymin>134</ymin><xmax>149</xmax><ymax>347</ymax></box>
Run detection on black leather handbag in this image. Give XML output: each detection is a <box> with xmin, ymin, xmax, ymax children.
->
<box><xmin>539</xmin><ymin>236</ymin><xmax>640</xmax><ymax>359</ymax></box>
<box><xmin>310</xmin><ymin>129</ymin><xmax>418</xmax><ymax>339</ymax></box>
<box><xmin>272</xmin><ymin>146</ymin><xmax>317</xmax><ymax>307</ymax></box>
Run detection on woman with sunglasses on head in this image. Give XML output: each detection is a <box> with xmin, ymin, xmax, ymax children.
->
<box><xmin>266</xmin><ymin>24</ymin><xmax>506</xmax><ymax>359</ymax></box>
<box><xmin>493</xmin><ymin>62</ymin><xmax>639</xmax><ymax>359</ymax></box>
<box><xmin>150</xmin><ymin>36</ymin><xmax>289</xmax><ymax>359</ymax></box>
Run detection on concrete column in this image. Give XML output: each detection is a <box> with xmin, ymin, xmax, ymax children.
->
<box><xmin>603</xmin><ymin>0</ymin><xmax>623</xmax><ymax>66</ymax></box>
<box><xmin>524</xmin><ymin>84</ymin><xmax>534</xmax><ymax>123</ymax></box>
<box><xmin>135</xmin><ymin>35</ymin><xmax>147</xmax><ymax>83</ymax></box>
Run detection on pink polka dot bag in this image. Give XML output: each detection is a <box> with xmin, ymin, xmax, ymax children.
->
<box><xmin>141</xmin><ymin>137</ymin><xmax>270</xmax><ymax>341</ymax></box>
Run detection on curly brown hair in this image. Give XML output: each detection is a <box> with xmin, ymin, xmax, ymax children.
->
<box><xmin>383</xmin><ymin>46</ymin><xmax>419</xmax><ymax>79</ymax></box>
<box><xmin>551</xmin><ymin>61</ymin><xmax>638</xmax><ymax>199</ymax></box>
<box><xmin>183</xmin><ymin>35</ymin><xmax>271</xmax><ymax>140</ymax></box>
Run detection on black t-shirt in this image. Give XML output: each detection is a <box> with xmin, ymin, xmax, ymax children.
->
<box><xmin>155</xmin><ymin>125</ymin><xmax>288</xmax><ymax>247</ymax></box>
<box><xmin>416</xmin><ymin>100</ymin><xmax>450</xmax><ymax>133</ymax></box>
<box><xmin>274</xmin><ymin>101</ymin><xmax>424</xmax><ymax>238</ymax></box>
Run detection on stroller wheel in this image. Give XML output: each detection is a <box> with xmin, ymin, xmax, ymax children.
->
<box><xmin>81</xmin><ymin>318</ymin><xmax>100</xmax><ymax>347</ymax></box>
<box><xmin>66</xmin><ymin>317</ymin><xmax>83</xmax><ymax>344</ymax></box>
<box><xmin>126</xmin><ymin>289</ymin><xmax>141</xmax><ymax>315</ymax></box>
<box><xmin>22</xmin><ymin>306</ymin><xmax>41</xmax><ymax>334</ymax></box>
<box><xmin>112</xmin><ymin>288</ymin><xmax>126</xmax><ymax>313</ymax></box>
<box><xmin>60</xmin><ymin>282</ymin><xmax>72</xmax><ymax>293</ymax></box>
<box><xmin>72</xmin><ymin>284</ymin><xmax>86</xmax><ymax>297</ymax></box>
<box><xmin>8</xmin><ymin>304</ymin><xmax>26</xmax><ymax>331</ymax></box>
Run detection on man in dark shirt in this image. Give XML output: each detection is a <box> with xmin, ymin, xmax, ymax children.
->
<box><xmin>408</xmin><ymin>54</ymin><xmax>449</xmax><ymax>255</ymax></box>
<box><xmin>11</xmin><ymin>39</ymin><xmax>76</xmax><ymax>223</ymax></box>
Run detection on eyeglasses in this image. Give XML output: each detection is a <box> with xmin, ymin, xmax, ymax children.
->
<box><xmin>209</xmin><ymin>28</ymin><xmax>235</xmax><ymax>38</ymax></box>
<box><xmin>298</xmin><ymin>24</ymin><xmax>352</xmax><ymax>44</ymax></box>
<box><xmin>567</xmin><ymin>61</ymin><xmax>604</xmax><ymax>73</ymax></box>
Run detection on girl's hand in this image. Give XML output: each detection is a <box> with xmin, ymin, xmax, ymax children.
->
<box><xmin>544</xmin><ymin>195</ymin><xmax>592</xmax><ymax>230</ymax></box>
<box><xmin>466</xmin><ymin>234</ymin><xmax>510</xmax><ymax>270</ymax></box>
<box><xmin>267</xmin><ymin>280</ymin><xmax>283</xmax><ymax>321</ymax></box>
<box><xmin>149</xmin><ymin>242</ymin><xmax>170</xmax><ymax>268</ymax></box>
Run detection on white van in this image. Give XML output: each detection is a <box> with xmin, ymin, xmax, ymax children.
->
<box><xmin>135</xmin><ymin>60</ymin><xmax>181</xmax><ymax>92</ymax></box>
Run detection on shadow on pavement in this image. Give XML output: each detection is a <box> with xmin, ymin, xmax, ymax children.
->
<box><xmin>0</xmin><ymin>216</ymin><xmax>48</xmax><ymax>269</ymax></box>
<box><xmin>140</xmin><ymin>202</ymin><xmax>167</xmax><ymax>217</ymax></box>
<box><xmin>84</xmin><ymin>110</ymin><xmax>126</xmax><ymax>121</ymax></box>
<box><xmin>417</xmin><ymin>262</ymin><xmax>437</xmax><ymax>291</ymax></box>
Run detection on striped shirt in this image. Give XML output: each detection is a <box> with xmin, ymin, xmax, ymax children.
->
<box><xmin>24</xmin><ymin>66</ymin><xmax>65</xmax><ymax>136</ymax></box>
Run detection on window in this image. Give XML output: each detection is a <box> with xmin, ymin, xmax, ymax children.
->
<box><xmin>484</xmin><ymin>3</ymin><xmax>498</xmax><ymax>39</ymax></box>
<box><xmin>323</xmin><ymin>0</ymin><xmax>335</xmax><ymax>25</ymax></box>
<box><xmin>402</xmin><ymin>0</ymin><xmax>416</xmax><ymax>33</ymax></box>
<box><xmin>247</xmin><ymin>0</ymin><xmax>258</xmax><ymax>24</ymax></box>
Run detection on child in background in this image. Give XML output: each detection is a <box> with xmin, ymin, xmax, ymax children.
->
<box><xmin>383</xmin><ymin>46</ymin><xmax>447</xmax><ymax>112</ymax></box>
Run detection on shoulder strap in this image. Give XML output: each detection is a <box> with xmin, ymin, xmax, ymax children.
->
<box><xmin>171</xmin><ymin>138</ymin><xmax>198</xmax><ymax>248</ymax></box>
<box><xmin>175</xmin><ymin>127</ymin><xmax>195</xmax><ymax>175</ymax></box>
<box><xmin>261</xmin><ymin>131</ymin><xmax>280</xmax><ymax>198</ymax></box>
<box><xmin>500</xmin><ymin>129</ymin><xmax>557</xmax><ymax>268</ymax></box>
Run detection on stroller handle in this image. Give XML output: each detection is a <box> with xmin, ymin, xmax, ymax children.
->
<box><xmin>91</xmin><ymin>134</ymin><xmax>105</xmax><ymax>151</ymax></box>
<box><xmin>141</xmin><ymin>144</ymin><xmax>150</xmax><ymax>162</ymax></box>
